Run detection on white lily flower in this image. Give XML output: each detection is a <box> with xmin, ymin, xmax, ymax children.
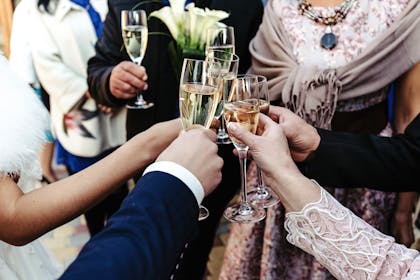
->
<box><xmin>168</xmin><ymin>0</ymin><xmax>187</xmax><ymax>15</ymax></box>
<box><xmin>150</xmin><ymin>0</ymin><xmax>229</xmax><ymax>51</ymax></box>
<box><xmin>204</xmin><ymin>8</ymin><xmax>229</xmax><ymax>21</ymax></box>
<box><xmin>150</xmin><ymin>6</ymin><xmax>183</xmax><ymax>44</ymax></box>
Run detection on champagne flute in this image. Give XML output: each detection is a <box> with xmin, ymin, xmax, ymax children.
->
<box><xmin>223</xmin><ymin>75</ymin><xmax>266</xmax><ymax>223</ymax></box>
<box><xmin>121</xmin><ymin>9</ymin><xmax>154</xmax><ymax>109</ymax></box>
<box><xmin>206</xmin><ymin>26</ymin><xmax>235</xmax><ymax>144</ymax></box>
<box><xmin>247</xmin><ymin>75</ymin><xmax>280</xmax><ymax>208</ymax></box>
<box><xmin>179</xmin><ymin>58</ymin><xmax>222</xmax><ymax>220</ymax></box>
<box><xmin>206</xmin><ymin>50</ymin><xmax>240</xmax><ymax>140</ymax></box>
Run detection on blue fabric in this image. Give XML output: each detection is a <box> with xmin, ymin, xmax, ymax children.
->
<box><xmin>162</xmin><ymin>0</ymin><xmax>192</xmax><ymax>7</ymax></box>
<box><xmin>70</xmin><ymin>0</ymin><xmax>103</xmax><ymax>38</ymax></box>
<box><xmin>55</xmin><ymin>140</ymin><xmax>111</xmax><ymax>173</ymax></box>
<box><xmin>59</xmin><ymin>171</ymin><xmax>199</xmax><ymax>280</ymax></box>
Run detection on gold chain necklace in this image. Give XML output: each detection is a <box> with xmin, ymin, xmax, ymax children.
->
<box><xmin>298</xmin><ymin>0</ymin><xmax>355</xmax><ymax>50</ymax></box>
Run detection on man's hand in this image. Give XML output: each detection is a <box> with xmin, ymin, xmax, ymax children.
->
<box><xmin>156</xmin><ymin>128</ymin><xmax>223</xmax><ymax>196</ymax></box>
<box><xmin>269</xmin><ymin>106</ymin><xmax>320</xmax><ymax>162</ymax></box>
<box><xmin>109</xmin><ymin>61</ymin><xmax>148</xmax><ymax>99</ymax></box>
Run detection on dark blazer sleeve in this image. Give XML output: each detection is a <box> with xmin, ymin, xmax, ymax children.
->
<box><xmin>59</xmin><ymin>171</ymin><xmax>199</xmax><ymax>280</ymax></box>
<box><xmin>300</xmin><ymin>114</ymin><xmax>420</xmax><ymax>191</ymax></box>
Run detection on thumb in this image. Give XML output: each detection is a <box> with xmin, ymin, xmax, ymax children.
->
<box><xmin>227</xmin><ymin>122</ymin><xmax>257</xmax><ymax>147</ymax></box>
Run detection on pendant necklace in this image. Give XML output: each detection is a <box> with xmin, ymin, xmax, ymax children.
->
<box><xmin>297</xmin><ymin>0</ymin><xmax>355</xmax><ymax>50</ymax></box>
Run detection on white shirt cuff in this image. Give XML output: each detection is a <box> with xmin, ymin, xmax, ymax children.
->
<box><xmin>143</xmin><ymin>161</ymin><xmax>205</xmax><ymax>206</ymax></box>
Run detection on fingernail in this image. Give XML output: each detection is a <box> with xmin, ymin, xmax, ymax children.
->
<box><xmin>143</xmin><ymin>84</ymin><xmax>148</xmax><ymax>91</ymax></box>
<box><xmin>142</xmin><ymin>75</ymin><xmax>148</xmax><ymax>81</ymax></box>
<box><xmin>227</xmin><ymin>122</ymin><xmax>237</xmax><ymax>131</ymax></box>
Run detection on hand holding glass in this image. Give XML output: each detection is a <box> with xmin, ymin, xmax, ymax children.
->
<box><xmin>121</xmin><ymin>9</ymin><xmax>154</xmax><ymax>109</ymax></box>
<box><xmin>179</xmin><ymin>58</ymin><xmax>222</xmax><ymax>220</ymax></box>
<box><xmin>223</xmin><ymin>75</ymin><xmax>266</xmax><ymax>223</ymax></box>
<box><xmin>246</xmin><ymin>75</ymin><xmax>280</xmax><ymax>208</ymax></box>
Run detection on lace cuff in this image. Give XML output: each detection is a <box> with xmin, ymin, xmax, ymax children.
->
<box><xmin>285</xmin><ymin>181</ymin><xmax>419</xmax><ymax>280</ymax></box>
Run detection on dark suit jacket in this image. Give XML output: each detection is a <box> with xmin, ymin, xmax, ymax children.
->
<box><xmin>300</xmin><ymin>114</ymin><xmax>420</xmax><ymax>191</ymax></box>
<box><xmin>59</xmin><ymin>171</ymin><xmax>198</xmax><ymax>280</ymax></box>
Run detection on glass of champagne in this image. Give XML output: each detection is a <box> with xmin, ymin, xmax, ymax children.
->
<box><xmin>247</xmin><ymin>75</ymin><xmax>280</xmax><ymax>208</ymax></box>
<box><xmin>206</xmin><ymin>50</ymin><xmax>240</xmax><ymax>141</ymax></box>
<box><xmin>121</xmin><ymin>9</ymin><xmax>154</xmax><ymax>109</ymax></box>
<box><xmin>223</xmin><ymin>75</ymin><xmax>266</xmax><ymax>223</ymax></box>
<box><xmin>179</xmin><ymin>58</ymin><xmax>222</xmax><ymax>220</ymax></box>
<box><xmin>206</xmin><ymin>26</ymin><xmax>235</xmax><ymax>144</ymax></box>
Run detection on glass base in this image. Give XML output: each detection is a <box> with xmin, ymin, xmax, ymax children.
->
<box><xmin>224</xmin><ymin>203</ymin><xmax>266</xmax><ymax>224</ymax></box>
<box><xmin>126</xmin><ymin>97</ymin><xmax>154</xmax><ymax>109</ymax></box>
<box><xmin>198</xmin><ymin>205</ymin><xmax>209</xmax><ymax>221</ymax></box>
<box><xmin>248</xmin><ymin>186</ymin><xmax>280</xmax><ymax>208</ymax></box>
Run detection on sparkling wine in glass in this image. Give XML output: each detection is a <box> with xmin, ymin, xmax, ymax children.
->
<box><xmin>206</xmin><ymin>26</ymin><xmax>235</xmax><ymax>144</ymax></box>
<box><xmin>206</xmin><ymin>50</ymin><xmax>239</xmax><ymax>143</ymax></box>
<box><xmin>179</xmin><ymin>58</ymin><xmax>222</xmax><ymax>220</ymax></box>
<box><xmin>223</xmin><ymin>75</ymin><xmax>266</xmax><ymax>223</ymax></box>
<box><xmin>121</xmin><ymin>9</ymin><xmax>154</xmax><ymax>109</ymax></box>
<box><xmin>246</xmin><ymin>75</ymin><xmax>280</xmax><ymax>208</ymax></box>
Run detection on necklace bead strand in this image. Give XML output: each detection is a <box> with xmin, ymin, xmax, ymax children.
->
<box><xmin>298</xmin><ymin>0</ymin><xmax>356</xmax><ymax>49</ymax></box>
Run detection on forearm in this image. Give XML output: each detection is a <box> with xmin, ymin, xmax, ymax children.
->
<box><xmin>285</xmin><ymin>185</ymin><xmax>419</xmax><ymax>280</ymax></box>
<box><xmin>300</xmin><ymin>128</ymin><xmax>420</xmax><ymax>191</ymax></box>
<box><xmin>268</xmin><ymin>161</ymin><xmax>321</xmax><ymax>212</ymax></box>
<box><xmin>0</xmin><ymin>120</ymin><xmax>181</xmax><ymax>245</ymax></box>
<box><xmin>60</xmin><ymin>172</ymin><xmax>199</xmax><ymax>280</ymax></box>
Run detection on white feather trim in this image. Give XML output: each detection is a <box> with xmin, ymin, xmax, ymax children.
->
<box><xmin>0</xmin><ymin>55</ymin><xmax>49</xmax><ymax>192</ymax></box>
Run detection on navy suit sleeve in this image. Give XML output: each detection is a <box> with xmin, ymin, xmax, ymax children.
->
<box><xmin>299</xmin><ymin>114</ymin><xmax>420</xmax><ymax>191</ymax></box>
<box><xmin>59</xmin><ymin>171</ymin><xmax>199</xmax><ymax>280</ymax></box>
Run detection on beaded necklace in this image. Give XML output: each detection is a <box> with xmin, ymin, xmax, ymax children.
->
<box><xmin>297</xmin><ymin>0</ymin><xmax>355</xmax><ymax>50</ymax></box>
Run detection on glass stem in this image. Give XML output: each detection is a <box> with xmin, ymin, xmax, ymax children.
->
<box><xmin>238</xmin><ymin>148</ymin><xmax>249</xmax><ymax>206</ymax></box>
<box><xmin>220</xmin><ymin>115</ymin><xmax>226</xmax><ymax>134</ymax></box>
<box><xmin>257</xmin><ymin>166</ymin><xmax>265</xmax><ymax>192</ymax></box>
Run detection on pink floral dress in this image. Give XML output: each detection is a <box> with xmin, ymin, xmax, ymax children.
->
<box><xmin>220</xmin><ymin>0</ymin><xmax>410</xmax><ymax>279</ymax></box>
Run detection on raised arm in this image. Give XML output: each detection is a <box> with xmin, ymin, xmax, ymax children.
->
<box><xmin>269</xmin><ymin>106</ymin><xmax>420</xmax><ymax>191</ymax></box>
<box><xmin>0</xmin><ymin>119</ymin><xmax>181</xmax><ymax>245</ymax></box>
<box><xmin>227</xmin><ymin>114</ymin><xmax>420</xmax><ymax>280</ymax></box>
<box><xmin>59</xmin><ymin>128</ymin><xmax>223</xmax><ymax>279</ymax></box>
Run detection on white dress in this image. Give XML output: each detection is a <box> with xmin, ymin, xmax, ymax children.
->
<box><xmin>0</xmin><ymin>55</ymin><xmax>63</xmax><ymax>279</ymax></box>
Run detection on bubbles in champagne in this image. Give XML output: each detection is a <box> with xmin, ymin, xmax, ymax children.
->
<box><xmin>179</xmin><ymin>83</ymin><xmax>219</xmax><ymax>129</ymax></box>
<box><xmin>224</xmin><ymin>100</ymin><xmax>259</xmax><ymax>149</ymax></box>
<box><xmin>122</xmin><ymin>25</ymin><xmax>148</xmax><ymax>64</ymax></box>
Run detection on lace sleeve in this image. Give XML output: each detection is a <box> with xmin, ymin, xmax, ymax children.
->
<box><xmin>285</xmin><ymin>182</ymin><xmax>419</xmax><ymax>280</ymax></box>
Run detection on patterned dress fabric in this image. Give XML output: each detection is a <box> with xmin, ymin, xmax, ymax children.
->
<box><xmin>220</xmin><ymin>0</ymin><xmax>410</xmax><ymax>279</ymax></box>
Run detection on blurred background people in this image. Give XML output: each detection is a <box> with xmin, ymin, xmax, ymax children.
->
<box><xmin>30</xmin><ymin>0</ymin><xmax>129</xmax><ymax>236</ymax></box>
<box><xmin>9</xmin><ymin>0</ymin><xmax>57</xmax><ymax>184</ymax></box>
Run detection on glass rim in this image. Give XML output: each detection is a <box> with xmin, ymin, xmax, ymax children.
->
<box><xmin>121</xmin><ymin>9</ymin><xmax>147</xmax><ymax>13</ymax></box>
<box><xmin>206</xmin><ymin>25</ymin><xmax>235</xmax><ymax>32</ymax></box>
<box><xmin>206</xmin><ymin>50</ymin><xmax>239</xmax><ymax>62</ymax></box>
<box><xmin>236</xmin><ymin>74</ymin><xmax>267</xmax><ymax>83</ymax></box>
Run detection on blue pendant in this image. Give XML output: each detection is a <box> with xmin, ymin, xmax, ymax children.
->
<box><xmin>321</xmin><ymin>31</ymin><xmax>337</xmax><ymax>50</ymax></box>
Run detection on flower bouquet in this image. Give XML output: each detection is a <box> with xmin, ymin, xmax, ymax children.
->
<box><xmin>150</xmin><ymin>0</ymin><xmax>229</xmax><ymax>80</ymax></box>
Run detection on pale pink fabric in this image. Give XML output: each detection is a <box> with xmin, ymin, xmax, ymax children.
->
<box><xmin>278</xmin><ymin>0</ymin><xmax>409</xmax><ymax>69</ymax></box>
